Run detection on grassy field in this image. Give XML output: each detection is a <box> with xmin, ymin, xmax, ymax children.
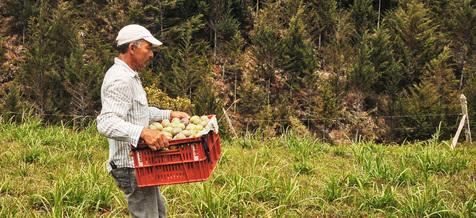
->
<box><xmin>1</xmin><ymin>118</ymin><xmax>476</xmax><ymax>217</ymax></box>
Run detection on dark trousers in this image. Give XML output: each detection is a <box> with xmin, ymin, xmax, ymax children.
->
<box><xmin>110</xmin><ymin>168</ymin><xmax>167</xmax><ymax>218</ymax></box>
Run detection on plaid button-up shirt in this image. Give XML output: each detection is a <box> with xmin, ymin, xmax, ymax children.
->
<box><xmin>97</xmin><ymin>58</ymin><xmax>170</xmax><ymax>171</ymax></box>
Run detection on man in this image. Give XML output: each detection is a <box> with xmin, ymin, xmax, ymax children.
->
<box><xmin>97</xmin><ymin>24</ymin><xmax>188</xmax><ymax>218</ymax></box>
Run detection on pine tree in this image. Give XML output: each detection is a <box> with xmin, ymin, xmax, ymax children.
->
<box><xmin>420</xmin><ymin>0</ymin><xmax>451</xmax><ymax>19</ymax></box>
<box><xmin>424</xmin><ymin>47</ymin><xmax>459</xmax><ymax>102</ymax></box>
<box><xmin>319</xmin><ymin>10</ymin><xmax>355</xmax><ymax>91</ymax></box>
<box><xmin>311</xmin><ymin>10</ymin><xmax>354</xmax><ymax>127</ymax></box>
<box><xmin>206</xmin><ymin>0</ymin><xmax>241</xmax><ymax>59</ymax></box>
<box><xmin>350</xmin><ymin>0</ymin><xmax>377</xmax><ymax>37</ymax></box>
<box><xmin>445</xmin><ymin>0</ymin><xmax>476</xmax><ymax>88</ymax></box>
<box><xmin>0</xmin><ymin>84</ymin><xmax>25</xmax><ymax>122</ymax></box>
<box><xmin>1</xmin><ymin>0</ymin><xmax>38</xmax><ymax>35</ymax></box>
<box><xmin>204</xmin><ymin>0</ymin><xmax>244</xmax><ymax>115</ymax></box>
<box><xmin>238</xmin><ymin>1</ymin><xmax>323</xmax><ymax>132</ymax></box>
<box><xmin>156</xmin><ymin>15</ymin><xmax>217</xmax><ymax>115</ymax></box>
<box><xmin>62</xmin><ymin>45</ymin><xmax>104</xmax><ymax>118</ymax></box>
<box><xmin>282</xmin><ymin>6</ymin><xmax>318</xmax><ymax>92</ymax></box>
<box><xmin>0</xmin><ymin>0</ymin><xmax>469</xmax><ymax>140</ymax></box>
<box><xmin>236</xmin><ymin>0</ymin><xmax>296</xmax><ymax>131</ymax></box>
<box><xmin>392</xmin><ymin>47</ymin><xmax>459</xmax><ymax>140</ymax></box>
<box><xmin>239</xmin><ymin>25</ymin><xmax>284</xmax><ymax>123</ymax></box>
<box><xmin>247</xmin><ymin>26</ymin><xmax>284</xmax><ymax>92</ymax></box>
<box><xmin>348</xmin><ymin>33</ymin><xmax>376</xmax><ymax>93</ymax></box>
<box><xmin>385</xmin><ymin>0</ymin><xmax>444</xmax><ymax>89</ymax></box>
<box><xmin>368</xmin><ymin>28</ymin><xmax>403</xmax><ymax>95</ymax></box>
<box><xmin>18</xmin><ymin>1</ymin><xmax>79</xmax><ymax>119</ymax></box>
<box><xmin>303</xmin><ymin>0</ymin><xmax>338</xmax><ymax>47</ymax></box>
<box><xmin>153</xmin><ymin>0</ymin><xmax>210</xmax><ymax>43</ymax></box>
<box><xmin>393</xmin><ymin>81</ymin><xmax>442</xmax><ymax>140</ymax></box>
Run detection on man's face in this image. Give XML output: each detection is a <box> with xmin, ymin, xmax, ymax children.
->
<box><xmin>131</xmin><ymin>40</ymin><xmax>154</xmax><ymax>70</ymax></box>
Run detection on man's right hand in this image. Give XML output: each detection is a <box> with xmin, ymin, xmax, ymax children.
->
<box><xmin>140</xmin><ymin>128</ymin><xmax>169</xmax><ymax>150</ymax></box>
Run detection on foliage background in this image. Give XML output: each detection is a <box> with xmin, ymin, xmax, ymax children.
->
<box><xmin>0</xmin><ymin>0</ymin><xmax>475</xmax><ymax>142</ymax></box>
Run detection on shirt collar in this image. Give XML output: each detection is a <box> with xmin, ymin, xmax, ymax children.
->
<box><xmin>114</xmin><ymin>57</ymin><xmax>139</xmax><ymax>78</ymax></box>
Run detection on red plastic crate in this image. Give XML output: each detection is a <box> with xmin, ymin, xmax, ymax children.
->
<box><xmin>132</xmin><ymin>131</ymin><xmax>221</xmax><ymax>187</ymax></box>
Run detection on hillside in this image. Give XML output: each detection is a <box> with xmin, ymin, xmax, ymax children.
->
<box><xmin>0</xmin><ymin>0</ymin><xmax>475</xmax><ymax>142</ymax></box>
<box><xmin>1</xmin><ymin>119</ymin><xmax>476</xmax><ymax>216</ymax></box>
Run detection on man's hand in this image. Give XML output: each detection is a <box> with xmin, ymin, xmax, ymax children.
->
<box><xmin>170</xmin><ymin>111</ymin><xmax>190</xmax><ymax>124</ymax></box>
<box><xmin>140</xmin><ymin>128</ymin><xmax>169</xmax><ymax>150</ymax></box>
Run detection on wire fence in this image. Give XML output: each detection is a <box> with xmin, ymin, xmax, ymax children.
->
<box><xmin>1</xmin><ymin>111</ymin><xmax>464</xmax><ymax>122</ymax></box>
<box><xmin>240</xmin><ymin>113</ymin><xmax>463</xmax><ymax>121</ymax></box>
<box><xmin>1</xmin><ymin>111</ymin><xmax>471</xmax><ymax>141</ymax></box>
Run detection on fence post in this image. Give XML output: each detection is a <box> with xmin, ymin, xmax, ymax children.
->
<box><xmin>452</xmin><ymin>114</ymin><xmax>466</xmax><ymax>149</ymax></box>
<box><xmin>460</xmin><ymin>94</ymin><xmax>472</xmax><ymax>143</ymax></box>
<box><xmin>222</xmin><ymin>107</ymin><xmax>238</xmax><ymax>139</ymax></box>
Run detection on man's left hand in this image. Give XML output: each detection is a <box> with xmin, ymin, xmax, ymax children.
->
<box><xmin>170</xmin><ymin>111</ymin><xmax>190</xmax><ymax>123</ymax></box>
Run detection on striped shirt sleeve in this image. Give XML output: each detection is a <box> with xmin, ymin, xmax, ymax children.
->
<box><xmin>149</xmin><ymin>107</ymin><xmax>171</xmax><ymax>122</ymax></box>
<box><xmin>97</xmin><ymin>78</ymin><xmax>143</xmax><ymax>146</ymax></box>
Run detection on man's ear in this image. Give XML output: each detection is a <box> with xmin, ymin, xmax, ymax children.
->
<box><xmin>128</xmin><ymin>43</ymin><xmax>135</xmax><ymax>53</ymax></box>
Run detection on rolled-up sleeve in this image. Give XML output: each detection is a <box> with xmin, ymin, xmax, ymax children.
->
<box><xmin>97</xmin><ymin>78</ymin><xmax>143</xmax><ymax>146</ymax></box>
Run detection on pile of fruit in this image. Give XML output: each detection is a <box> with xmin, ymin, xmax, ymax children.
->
<box><xmin>149</xmin><ymin>115</ymin><xmax>211</xmax><ymax>140</ymax></box>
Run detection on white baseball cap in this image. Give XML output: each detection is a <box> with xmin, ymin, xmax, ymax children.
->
<box><xmin>116</xmin><ymin>24</ymin><xmax>163</xmax><ymax>47</ymax></box>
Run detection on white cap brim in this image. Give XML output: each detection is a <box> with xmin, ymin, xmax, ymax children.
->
<box><xmin>144</xmin><ymin>36</ymin><xmax>163</xmax><ymax>46</ymax></box>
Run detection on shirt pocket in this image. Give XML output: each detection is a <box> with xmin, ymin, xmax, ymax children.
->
<box><xmin>135</xmin><ymin>95</ymin><xmax>148</xmax><ymax>106</ymax></box>
<box><xmin>131</xmin><ymin>95</ymin><xmax>149</xmax><ymax>121</ymax></box>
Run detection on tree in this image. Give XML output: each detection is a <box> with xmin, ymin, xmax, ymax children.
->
<box><xmin>1</xmin><ymin>0</ymin><xmax>39</xmax><ymax>37</ymax></box>
<box><xmin>206</xmin><ymin>0</ymin><xmax>241</xmax><ymax>59</ymax></box>
<box><xmin>156</xmin><ymin>15</ymin><xmax>217</xmax><ymax>115</ymax></box>
<box><xmin>391</xmin><ymin>47</ymin><xmax>459</xmax><ymax>140</ymax></box>
<box><xmin>314</xmin><ymin>10</ymin><xmax>355</xmax><ymax>127</ymax></box>
<box><xmin>236</xmin><ymin>0</ymin><xmax>296</xmax><ymax>131</ymax></box>
<box><xmin>239</xmin><ymin>26</ymin><xmax>284</xmax><ymax>118</ymax></box>
<box><xmin>0</xmin><ymin>84</ymin><xmax>26</xmax><ymax>122</ymax></box>
<box><xmin>348</xmin><ymin>33</ymin><xmax>376</xmax><ymax>93</ymax></box>
<box><xmin>350</xmin><ymin>0</ymin><xmax>377</xmax><ymax>37</ymax></box>
<box><xmin>368</xmin><ymin>28</ymin><xmax>403</xmax><ymax>96</ymax></box>
<box><xmin>237</xmin><ymin>1</ymin><xmax>322</xmax><ymax>133</ymax></box>
<box><xmin>385</xmin><ymin>0</ymin><xmax>444</xmax><ymax>89</ymax></box>
<box><xmin>62</xmin><ymin>45</ymin><xmax>104</xmax><ymax>117</ymax></box>
<box><xmin>303</xmin><ymin>0</ymin><xmax>338</xmax><ymax>47</ymax></box>
<box><xmin>445</xmin><ymin>0</ymin><xmax>476</xmax><ymax>89</ymax></box>
<box><xmin>18</xmin><ymin>1</ymin><xmax>79</xmax><ymax>119</ymax></box>
<box><xmin>420</xmin><ymin>0</ymin><xmax>451</xmax><ymax>19</ymax></box>
<box><xmin>282</xmin><ymin>6</ymin><xmax>318</xmax><ymax>93</ymax></box>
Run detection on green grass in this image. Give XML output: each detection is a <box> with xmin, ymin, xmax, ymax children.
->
<box><xmin>1</xmin><ymin>118</ymin><xmax>476</xmax><ymax>217</ymax></box>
